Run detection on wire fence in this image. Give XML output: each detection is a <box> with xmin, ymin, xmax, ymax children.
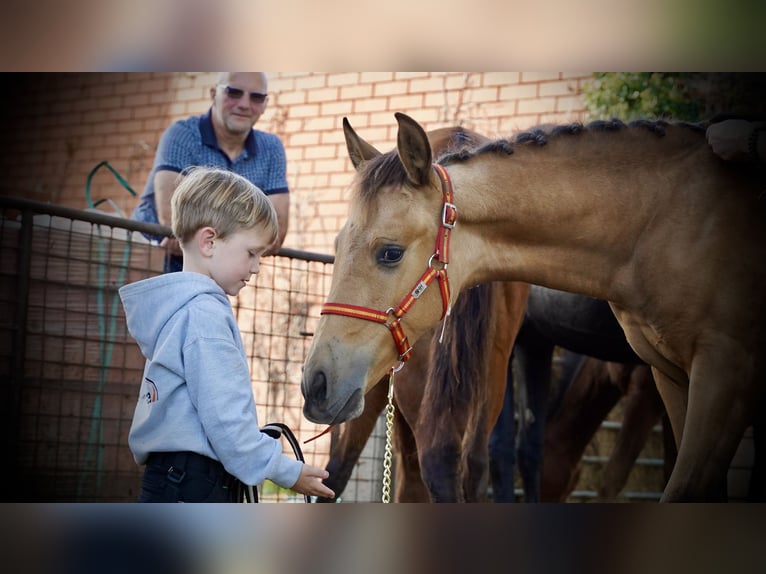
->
<box><xmin>0</xmin><ymin>196</ymin><xmax>387</xmax><ymax>502</ymax></box>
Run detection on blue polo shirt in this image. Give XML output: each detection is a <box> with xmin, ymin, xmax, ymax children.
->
<box><xmin>132</xmin><ymin>108</ymin><xmax>289</xmax><ymax>233</ymax></box>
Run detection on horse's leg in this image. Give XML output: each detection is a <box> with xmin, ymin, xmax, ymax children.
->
<box><xmin>391</xmin><ymin>336</ymin><xmax>432</xmax><ymax>502</ymax></box>
<box><xmin>489</xmin><ymin>360</ymin><xmax>517</xmax><ymax>502</ymax></box>
<box><xmin>460</xmin><ymin>342</ymin><xmax>511</xmax><ymax>503</ymax></box>
<box><xmin>661</xmin><ymin>413</ymin><xmax>678</xmax><ymax>485</ymax></box>
<box><xmin>513</xmin><ymin>321</ymin><xmax>556</xmax><ymax>502</ymax></box>
<box><xmin>515</xmin><ymin>350</ymin><xmax>551</xmax><ymax>502</ymax></box>
<box><xmin>317</xmin><ymin>377</ymin><xmax>388</xmax><ymax>502</ymax></box>
<box><xmin>540</xmin><ymin>357</ymin><xmax>622</xmax><ymax>501</ymax></box>
<box><xmin>596</xmin><ymin>364</ymin><xmax>664</xmax><ymax>501</ymax></box>
<box><xmin>418</xmin><ymin>420</ymin><xmax>465</xmax><ymax>502</ymax></box>
<box><xmin>460</xmin><ymin>418</ymin><xmax>492</xmax><ymax>502</ymax></box>
<box><xmin>658</xmin><ymin>345</ymin><xmax>755</xmax><ymax>501</ymax></box>
<box><xmin>393</xmin><ymin>400</ymin><xmax>429</xmax><ymax>502</ymax></box>
<box><xmin>650</xmin><ymin>366</ymin><xmax>687</xmax><ymax>450</ymax></box>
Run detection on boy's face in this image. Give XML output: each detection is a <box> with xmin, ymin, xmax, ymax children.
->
<box><xmin>207</xmin><ymin>227</ymin><xmax>274</xmax><ymax>296</ymax></box>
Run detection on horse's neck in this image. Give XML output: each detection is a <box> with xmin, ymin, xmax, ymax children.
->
<box><xmin>449</xmin><ymin>139</ymin><xmax>699</xmax><ymax>301</ymax></box>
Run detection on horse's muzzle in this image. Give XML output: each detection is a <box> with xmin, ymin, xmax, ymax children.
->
<box><xmin>302</xmin><ymin>370</ymin><xmax>363</xmax><ymax>424</ymax></box>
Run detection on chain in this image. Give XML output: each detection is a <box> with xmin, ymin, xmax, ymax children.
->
<box><xmin>381</xmin><ymin>367</ymin><xmax>397</xmax><ymax>503</ymax></box>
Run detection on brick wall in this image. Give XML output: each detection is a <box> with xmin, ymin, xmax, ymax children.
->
<box><xmin>0</xmin><ymin>72</ymin><xmax>592</xmax><ymax>254</ymax></box>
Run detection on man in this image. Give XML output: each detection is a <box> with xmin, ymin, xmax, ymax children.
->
<box><xmin>132</xmin><ymin>72</ymin><xmax>290</xmax><ymax>271</ymax></box>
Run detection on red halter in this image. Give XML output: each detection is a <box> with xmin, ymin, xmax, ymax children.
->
<box><xmin>320</xmin><ymin>163</ymin><xmax>457</xmax><ymax>366</ymax></box>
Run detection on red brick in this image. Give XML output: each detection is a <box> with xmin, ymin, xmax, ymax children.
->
<box><xmin>3</xmin><ymin>72</ymin><xmax>592</xmax><ymax>257</ymax></box>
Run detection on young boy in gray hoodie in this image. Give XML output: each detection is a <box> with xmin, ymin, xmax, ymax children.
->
<box><xmin>119</xmin><ymin>167</ymin><xmax>334</xmax><ymax>502</ymax></box>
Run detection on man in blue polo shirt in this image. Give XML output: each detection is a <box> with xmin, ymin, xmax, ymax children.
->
<box><xmin>131</xmin><ymin>72</ymin><xmax>290</xmax><ymax>272</ymax></box>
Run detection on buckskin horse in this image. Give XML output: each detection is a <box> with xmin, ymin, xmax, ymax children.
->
<box><xmin>302</xmin><ymin>113</ymin><xmax>765</xmax><ymax>501</ymax></box>
<box><xmin>317</xmin><ymin>124</ymin><xmax>528</xmax><ymax>502</ymax></box>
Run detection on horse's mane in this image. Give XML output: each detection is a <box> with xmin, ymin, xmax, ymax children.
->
<box><xmin>355</xmin><ymin>119</ymin><xmax>706</xmax><ymax>201</ymax></box>
<box><xmin>420</xmin><ymin>282</ymin><xmax>495</xmax><ymax>422</ymax></box>
<box><xmin>439</xmin><ymin>118</ymin><xmax>706</xmax><ymax>165</ymax></box>
<box><xmin>356</xmin><ymin>151</ymin><xmax>411</xmax><ymax>202</ymax></box>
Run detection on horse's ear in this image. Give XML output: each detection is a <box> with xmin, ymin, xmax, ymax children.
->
<box><xmin>395</xmin><ymin>112</ymin><xmax>432</xmax><ymax>186</ymax></box>
<box><xmin>343</xmin><ymin>117</ymin><xmax>381</xmax><ymax>171</ymax></box>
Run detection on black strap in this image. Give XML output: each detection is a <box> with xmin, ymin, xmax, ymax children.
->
<box><xmin>244</xmin><ymin>423</ymin><xmax>311</xmax><ymax>503</ymax></box>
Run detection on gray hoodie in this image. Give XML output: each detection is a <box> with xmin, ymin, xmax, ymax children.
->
<box><xmin>119</xmin><ymin>272</ymin><xmax>302</xmax><ymax>489</ymax></box>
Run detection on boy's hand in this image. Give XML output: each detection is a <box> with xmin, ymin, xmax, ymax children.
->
<box><xmin>292</xmin><ymin>463</ymin><xmax>335</xmax><ymax>499</ymax></box>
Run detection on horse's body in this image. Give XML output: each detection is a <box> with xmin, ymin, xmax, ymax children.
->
<box><xmin>302</xmin><ymin>113</ymin><xmax>766</xmax><ymax>501</ymax></box>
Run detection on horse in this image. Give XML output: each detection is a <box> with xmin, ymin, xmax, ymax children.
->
<box><xmin>317</xmin><ymin>124</ymin><xmax>529</xmax><ymax>502</ymax></box>
<box><xmin>490</xmin><ymin>284</ymin><xmax>668</xmax><ymax>502</ymax></box>
<box><xmin>302</xmin><ymin>113</ymin><xmax>766</xmax><ymax>501</ymax></box>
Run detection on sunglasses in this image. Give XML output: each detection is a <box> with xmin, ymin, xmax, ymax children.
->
<box><xmin>221</xmin><ymin>85</ymin><xmax>268</xmax><ymax>104</ymax></box>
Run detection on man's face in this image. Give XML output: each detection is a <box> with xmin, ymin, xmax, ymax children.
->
<box><xmin>210</xmin><ymin>72</ymin><xmax>268</xmax><ymax>137</ymax></box>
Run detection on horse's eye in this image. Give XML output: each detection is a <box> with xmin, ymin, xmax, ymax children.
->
<box><xmin>376</xmin><ymin>245</ymin><xmax>404</xmax><ymax>265</ymax></box>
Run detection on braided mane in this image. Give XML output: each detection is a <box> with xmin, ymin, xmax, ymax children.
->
<box><xmin>439</xmin><ymin>118</ymin><xmax>706</xmax><ymax>165</ymax></box>
<box><xmin>356</xmin><ymin>118</ymin><xmax>706</xmax><ymax>201</ymax></box>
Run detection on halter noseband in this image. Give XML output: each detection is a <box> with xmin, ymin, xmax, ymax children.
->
<box><xmin>320</xmin><ymin>163</ymin><xmax>457</xmax><ymax>367</ymax></box>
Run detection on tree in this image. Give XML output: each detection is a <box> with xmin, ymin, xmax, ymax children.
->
<box><xmin>582</xmin><ymin>73</ymin><xmax>766</xmax><ymax>122</ymax></box>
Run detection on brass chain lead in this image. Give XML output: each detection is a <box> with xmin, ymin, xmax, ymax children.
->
<box><xmin>381</xmin><ymin>368</ymin><xmax>396</xmax><ymax>503</ymax></box>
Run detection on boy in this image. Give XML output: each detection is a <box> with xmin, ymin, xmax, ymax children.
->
<box><xmin>119</xmin><ymin>167</ymin><xmax>334</xmax><ymax>502</ymax></box>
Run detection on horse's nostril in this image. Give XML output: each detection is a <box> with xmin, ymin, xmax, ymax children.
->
<box><xmin>309</xmin><ymin>370</ymin><xmax>327</xmax><ymax>403</ymax></box>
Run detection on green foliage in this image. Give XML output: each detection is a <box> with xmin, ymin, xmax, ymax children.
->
<box><xmin>583</xmin><ymin>73</ymin><xmax>766</xmax><ymax>123</ymax></box>
<box><xmin>582</xmin><ymin>73</ymin><xmax>702</xmax><ymax>122</ymax></box>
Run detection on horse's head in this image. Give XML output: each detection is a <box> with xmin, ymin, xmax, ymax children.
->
<box><xmin>302</xmin><ymin>113</ymin><xmax>480</xmax><ymax>424</ymax></box>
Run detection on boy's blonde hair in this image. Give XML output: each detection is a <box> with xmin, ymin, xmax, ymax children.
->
<box><xmin>170</xmin><ymin>167</ymin><xmax>279</xmax><ymax>246</ymax></box>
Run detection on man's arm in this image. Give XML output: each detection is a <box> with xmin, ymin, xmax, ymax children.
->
<box><xmin>154</xmin><ymin>169</ymin><xmax>181</xmax><ymax>227</ymax></box>
<box><xmin>154</xmin><ymin>169</ymin><xmax>183</xmax><ymax>256</ymax></box>
<box><xmin>266</xmin><ymin>192</ymin><xmax>290</xmax><ymax>255</ymax></box>
<box><xmin>707</xmin><ymin>119</ymin><xmax>766</xmax><ymax>161</ymax></box>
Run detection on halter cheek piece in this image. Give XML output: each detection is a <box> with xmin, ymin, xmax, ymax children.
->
<box><xmin>320</xmin><ymin>164</ymin><xmax>457</xmax><ymax>369</ymax></box>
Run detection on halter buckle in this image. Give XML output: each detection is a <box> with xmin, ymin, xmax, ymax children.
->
<box><xmin>442</xmin><ymin>202</ymin><xmax>457</xmax><ymax>229</ymax></box>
